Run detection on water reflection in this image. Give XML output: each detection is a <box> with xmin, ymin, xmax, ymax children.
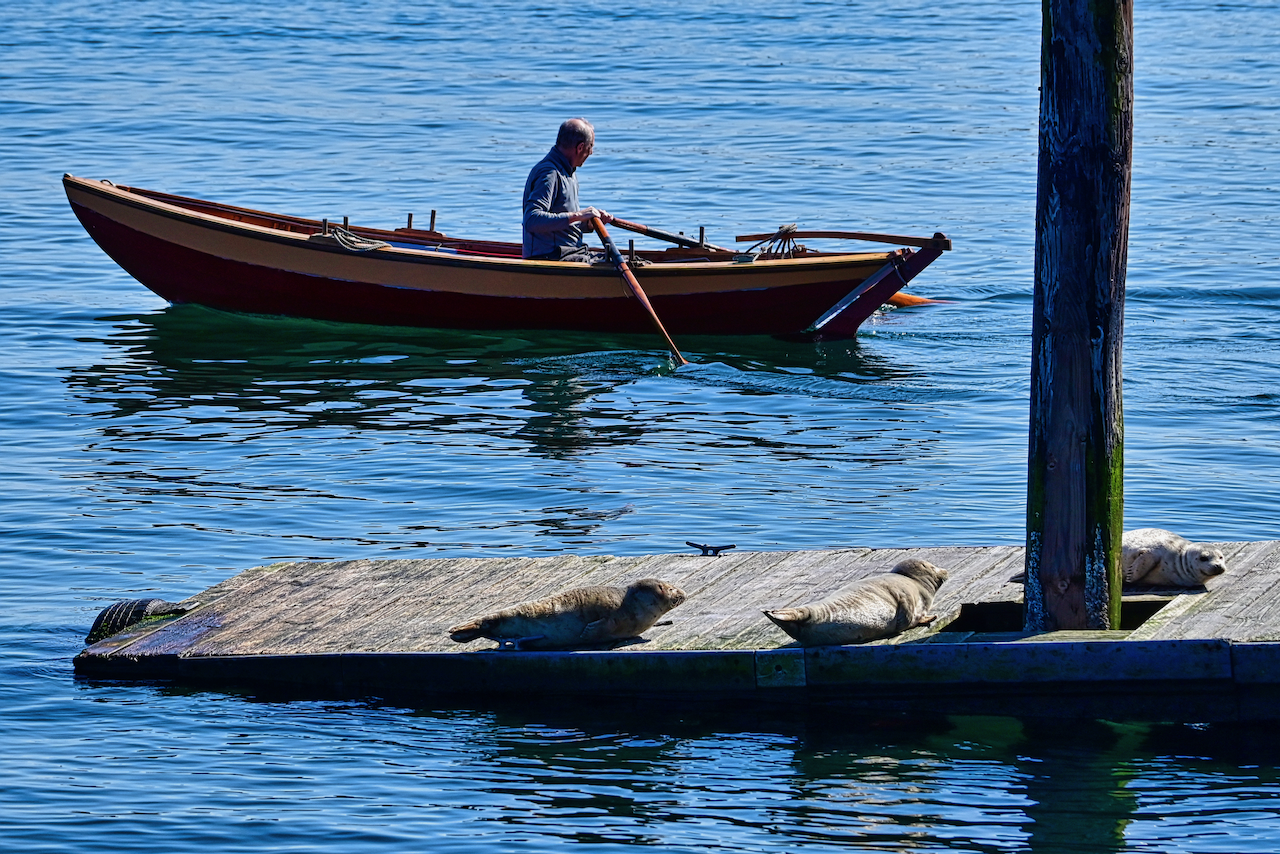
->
<box><xmin>56</xmin><ymin>305</ymin><xmax>959</xmax><ymax>553</ymax></box>
<box><xmin>400</xmin><ymin>700</ymin><xmax>1280</xmax><ymax>851</ymax></box>
<box><xmin>445</xmin><ymin>703</ymin><xmax>1280</xmax><ymax>853</ymax></box>
<box><xmin>1015</xmin><ymin>719</ymin><xmax>1138</xmax><ymax>854</ymax></box>
<box><xmin>99</xmin><ymin>683</ymin><xmax>1280</xmax><ymax>851</ymax></box>
<box><xmin>65</xmin><ymin>305</ymin><xmax>927</xmax><ymax>452</ymax></box>
<box><xmin>514</xmin><ymin>373</ymin><xmax>638</xmax><ymax>460</ymax></box>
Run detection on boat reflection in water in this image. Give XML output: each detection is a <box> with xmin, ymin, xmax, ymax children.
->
<box><xmin>67</xmin><ymin>304</ymin><xmax>925</xmax><ymax>444</ymax></box>
<box><xmin>62</xmin><ymin>305</ymin><xmax>944</xmax><ymax>551</ymax></box>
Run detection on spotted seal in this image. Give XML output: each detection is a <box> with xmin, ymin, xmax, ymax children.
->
<box><xmin>85</xmin><ymin>598</ymin><xmax>195</xmax><ymax>644</ymax></box>
<box><xmin>1122</xmin><ymin>528</ymin><xmax>1227</xmax><ymax>587</ymax></box>
<box><xmin>763</xmin><ymin>558</ymin><xmax>949</xmax><ymax>647</ymax></box>
<box><xmin>447</xmin><ymin>578</ymin><xmax>687</xmax><ymax>650</ymax></box>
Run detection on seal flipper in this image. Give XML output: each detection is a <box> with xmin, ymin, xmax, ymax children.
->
<box><xmin>1123</xmin><ymin>548</ymin><xmax>1159</xmax><ymax>583</ymax></box>
<box><xmin>763</xmin><ymin>608</ymin><xmax>806</xmax><ymax>627</ymax></box>
<box><xmin>581</xmin><ymin>617</ymin><xmax>645</xmax><ymax>647</ymax></box>
<box><xmin>447</xmin><ymin>618</ymin><xmax>491</xmax><ymax>643</ymax></box>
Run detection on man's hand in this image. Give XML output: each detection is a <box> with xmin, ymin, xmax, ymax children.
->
<box><xmin>573</xmin><ymin>207</ymin><xmax>613</xmax><ymax>225</ymax></box>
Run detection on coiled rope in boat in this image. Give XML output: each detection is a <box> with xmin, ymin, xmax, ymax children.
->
<box><xmin>329</xmin><ymin>225</ymin><xmax>391</xmax><ymax>252</ymax></box>
<box><xmin>744</xmin><ymin>223</ymin><xmax>800</xmax><ymax>258</ymax></box>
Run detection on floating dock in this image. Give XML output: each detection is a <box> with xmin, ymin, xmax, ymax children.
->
<box><xmin>75</xmin><ymin>542</ymin><xmax>1280</xmax><ymax>719</ymax></box>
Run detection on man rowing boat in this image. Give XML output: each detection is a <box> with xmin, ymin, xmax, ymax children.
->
<box><xmin>522</xmin><ymin>118</ymin><xmax>613</xmax><ymax>261</ymax></box>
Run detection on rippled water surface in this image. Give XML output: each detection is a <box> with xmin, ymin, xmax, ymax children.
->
<box><xmin>4</xmin><ymin>0</ymin><xmax>1280</xmax><ymax>850</ymax></box>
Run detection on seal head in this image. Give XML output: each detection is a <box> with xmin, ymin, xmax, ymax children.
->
<box><xmin>763</xmin><ymin>558</ymin><xmax>948</xmax><ymax>647</ymax></box>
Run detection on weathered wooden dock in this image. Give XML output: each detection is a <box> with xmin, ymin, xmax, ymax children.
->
<box><xmin>75</xmin><ymin>541</ymin><xmax>1280</xmax><ymax>719</ymax></box>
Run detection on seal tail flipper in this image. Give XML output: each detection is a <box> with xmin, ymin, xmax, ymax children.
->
<box><xmin>763</xmin><ymin>608</ymin><xmax>805</xmax><ymax>628</ymax></box>
<box><xmin>447</xmin><ymin>619</ymin><xmax>487</xmax><ymax>643</ymax></box>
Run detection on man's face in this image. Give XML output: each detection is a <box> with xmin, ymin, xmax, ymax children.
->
<box><xmin>571</xmin><ymin>138</ymin><xmax>593</xmax><ymax>168</ymax></box>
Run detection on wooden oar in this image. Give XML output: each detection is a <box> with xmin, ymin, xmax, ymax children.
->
<box><xmin>591</xmin><ymin>216</ymin><xmax>689</xmax><ymax>366</ymax></box>
<box><xmin>735</xmin><ymin>229</ymin><xmax>953</xmax><ymax>251</ymax></box>
<box><xmin>611</xmin><ymin>217</ymin><xmax>730</xmax><ymax>252</ymax></box>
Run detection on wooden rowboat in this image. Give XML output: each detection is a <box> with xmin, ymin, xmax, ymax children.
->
<box><xmin>64</xmin><ymin>174</ymin><xmax>950</xmax><ymax>338</ymax></box>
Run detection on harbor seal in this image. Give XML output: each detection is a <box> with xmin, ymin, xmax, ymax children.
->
<box><xmin>1122</xmin><ymin>528</ymin><xmax>1227</xmax><ymax>587</ymax></box>
<box><xmin>85</xmin><ymin>598</ymin><xmax>195</xmax><ymax>644</ymax></box>
<box><xmin>763</xmin><ymin>558</ymin><xmax>949</xmax><ymax>647</ymax></box>
<box><xmin>447</xmin><ymin>578</ymin><xmax>687</xmax><ymax>650</ymax></box>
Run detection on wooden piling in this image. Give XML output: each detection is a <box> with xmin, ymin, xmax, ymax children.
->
<box><xmin>1025</xmin><ymin>0</ymin><xmax>1134</xmax><ymax>631</ymax></box>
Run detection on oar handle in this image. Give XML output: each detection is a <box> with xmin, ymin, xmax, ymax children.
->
<box><xmin>592</xmin><ymin>217</ymin><xmax>689</xmax><ymax>366</ymax></box>
<box><xmin>610</xmin><ymin>217</ymin><xmax>730</xmax><ymax>253</ymax></box>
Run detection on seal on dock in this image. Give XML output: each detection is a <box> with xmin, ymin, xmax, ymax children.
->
<box><xmin>1122</xmin><ymin>528</ymin><xmax>1228</xmax><ymax>587</ymax></box>
<box><xmin>85</xmin><ymin>598</ymin><xmax>195</xmax><ymax>644</ymax></box>
<box><xmin>762</xmin><ymin>558</ymin><xmax>948</xmax><ymax>647</ymax></box>
<box><xmin>446</xmin><ymin>578</ymin><xmax>687</xmax><ymax>650</ymax></box>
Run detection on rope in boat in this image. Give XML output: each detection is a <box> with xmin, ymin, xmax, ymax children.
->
<box><xmin>744</xmin><ymin>223</ymin><xmax>800</xmax><ymax>259</ymax></box>
<box><xmin>329</xmin><ymin>225</ymin><xmax>390</xmax><ymax>252</ymax></box>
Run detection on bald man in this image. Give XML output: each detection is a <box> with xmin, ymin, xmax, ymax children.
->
<box><xmin>522</xmin><ymin>118</ymin><xmax>613</xmax><ymax>261</ymax></box>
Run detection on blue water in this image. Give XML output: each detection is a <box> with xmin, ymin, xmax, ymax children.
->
<box><xmin>5</xmin><ymin>0</ymin><xmax>1280</xmax><ymax>850</ymax></box>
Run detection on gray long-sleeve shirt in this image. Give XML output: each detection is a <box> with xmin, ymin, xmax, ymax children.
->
<box><xmin>522</xmin><ymin>147</ymin><xmax>583</xmax><ymax>259</ymax></box>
